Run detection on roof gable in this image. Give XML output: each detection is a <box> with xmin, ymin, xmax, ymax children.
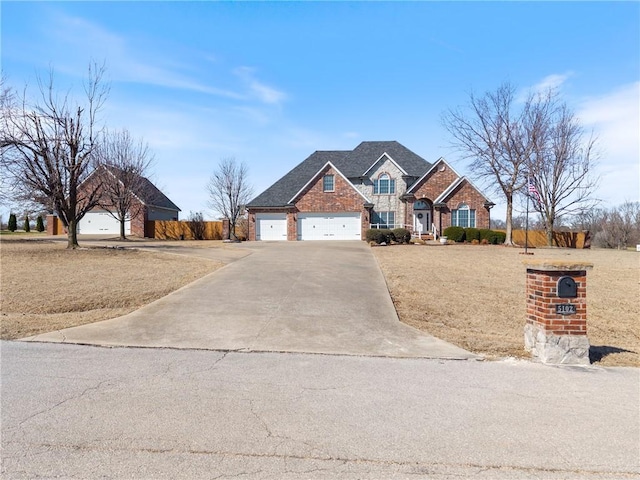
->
<box><xmin>337</xmin><ymin>141</ymin><xmax>431</xmax><ymax>178</ymax></box>
<box><xmin>288</xmin><ymin>161</ymin><xmax>371</xmax><ymax>204</ymax></box>
<box><xmin>91</xmin><ymin>165</ymin><xmax>181</xmax><ymax>211</ymax></box>
<box><xmin>434</xmin><ymin>176</ymin><xmax>493</xmax><ymax>205</ymax></box>
<box><xmin>406</xmin><ymin>157</ymin><xmax>462</xmax><ymax>194</ymax></box>
<box><xmin>247</xmin><ymin>141</ymin><xmax>432</xmax><ymax>209</ymax></box>
<box><xmin>247</xmin><ymin>150</ymin><xmax>349</xmax><ymax>208</ymax></box>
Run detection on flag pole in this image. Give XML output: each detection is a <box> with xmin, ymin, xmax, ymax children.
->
<box><xmin>525</xmin><ymin>177</ymin><xmax>530</xmax><ymax>255</ymax></box>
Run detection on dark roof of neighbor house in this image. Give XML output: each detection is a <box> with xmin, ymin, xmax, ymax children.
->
<box><xmin>102</xmin><ymin>165</ymin><xmax>181</xmax><ymax>212</ymax></box>
<box><xmin>247</xmin><ymin>141</ymin><xmax>431</xmax><ymax>208</ymax></box>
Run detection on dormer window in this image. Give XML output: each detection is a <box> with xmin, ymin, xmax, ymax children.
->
<box><xmin>323</xmin><ymin>174</ymin><xmax>335</xmax><ymax>192</ymax></box>
<box><xmin>373</xmin><ymin>173</ymin><xmax>395</xmax><ymax>195</ymax></box>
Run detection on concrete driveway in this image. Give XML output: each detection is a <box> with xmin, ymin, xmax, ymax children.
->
<box><xmin>24</xmin><ymin>241</ymin><xmax>475</xmax><ymax>359</ymax></box>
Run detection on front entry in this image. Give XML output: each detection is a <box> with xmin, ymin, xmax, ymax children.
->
<box><xmin>413</xmin><ymin>200</ymin><xmax>432</xmax><ymax>235</ymax></box>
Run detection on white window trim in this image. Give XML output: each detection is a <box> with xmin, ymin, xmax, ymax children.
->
<box><xmin>323</xmin><ymin>174</ymin><xmax>335</xmax><ymax>192</ymax></box>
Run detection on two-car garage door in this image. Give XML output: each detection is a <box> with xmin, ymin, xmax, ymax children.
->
<box><xmin>78</xmin><ymin>211</ymin><xmax>130</xmax><ymax>235</ymax></box>
<box><xmin>255</xmin><ymin>212</ymin><xmax>361</xmax><ymax>241</ymax></box>
<box><xmin>298</xmin><ymin>213</ymin><xmax>361</xmax><ymax>241</ymax></box>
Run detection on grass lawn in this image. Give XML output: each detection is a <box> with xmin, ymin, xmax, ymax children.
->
<box><xmin>373</xmin><ymin>244</ymin><xmax>639</xmax><ymax>367</ymax></box>
<box><xmin>1</xmin><ymin>239</ymin><xmax>223</xmax><ymax>339</ymax></box>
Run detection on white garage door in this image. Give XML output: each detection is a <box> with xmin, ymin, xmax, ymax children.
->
<box><xmin>78</xmin><ymin>212</ymin><xmax>130</xmax><ymax>235</ymax></box>
<box><xmin>256</xmin><ymin>213</ymin><xmax>287</xmax><ymax>241</ymax></box>
<box><xmin>298</xmin><ymin>213</ymin><xmax>361</xmax><ymax>240</ymax></box>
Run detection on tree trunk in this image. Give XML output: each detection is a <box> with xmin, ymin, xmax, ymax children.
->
<box><xmin>504</xmin><ymin>192</ymin><xmax>514</xmax><ymax>245</ymax></box>
<box><xmin>546</xmin><ymin>218</ymin><xmax>554</xmax><ymax>246</ymax></box>
<box><xmin>120</xmin><ymin>218</ymin><xmax>127</xmax><ymax>241</ymax></box>
<box><xmin>67</xmin><ymin>217</ymin><xmax>79</xmax><ymax>249</ymax></box>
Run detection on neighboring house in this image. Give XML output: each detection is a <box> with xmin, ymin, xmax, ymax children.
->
<box><xmin>77</xmin><ymin>165</ymin><xmax>180</xmax><ymax>237</ymax></box>
<box><xmin>246</xmin><ymin>141</ymin><xmax>493</xmax><ymax>241</ymax></box>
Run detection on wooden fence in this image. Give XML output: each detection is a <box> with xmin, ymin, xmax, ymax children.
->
<box><xmin>146</xmin><ymin>220</ymin><xmax>223</xmax><ymax>240</ymax></box>
<box><xmin>508</xmin><ymin>229</ymin><xmax>590</xmax><ymax>249</ymax></box>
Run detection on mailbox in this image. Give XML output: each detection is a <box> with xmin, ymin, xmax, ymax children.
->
<box><xmin>557</xmin><ymin>276</ymin><xmax>578</xmax><ymax>298</ymax></box>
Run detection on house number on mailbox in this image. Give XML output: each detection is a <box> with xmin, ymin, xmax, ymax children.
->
<box><xmin>556</xmin><ymin>304</ymin><xmax>577</xmax><ymax>315</ymax></box>
<box><xmin>557</xmin><ymin>276</ymin><xmax>578</xmax><ymax>298</ymax></box>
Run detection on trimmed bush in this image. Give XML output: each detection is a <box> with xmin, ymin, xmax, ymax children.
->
<box><xmin>494</xmin><ymin>231</ymin><xmax>506</xmax><ymax>244</ymax></box>
<box><xmin>365</xmin><ymin>228</ymin><xmax>393</xmax><ymax>244</ymax></box>
<box><xmin>36</xmin><ymin>216</ymin><xmax>45</xmax><ymax>232</ymax></box>
<box><xmin>465</xmin><ymin>227</ymin><xmax>480</xmax><ymax>242</ymax></box>
<box><xmin>23</xmin><ymin>215</ymin><xmax>30</xmax><ymax>232</ymax></box>
<box><xmin>392</xmin><ymin>228</ymin><xmax>411</xmax><ymax>244</ymax></box>
<box><xmin>479</xmin><ymin>229</ymin><xmax>493</xmax><ymax>241</ymax></box>
<box><xmin>487</xmin><ymin>231</ymin><xmax>507</xmax><ymax>245</ymax></box>
<box><xmin>8</xmin><ymin>213</ymin><xmax>17</xmax><ymax>232</ymax></box>
<box><xmin>443</xmin><ymin>226</ymin><xmax>465</xmax><ymax>242</ymax></box>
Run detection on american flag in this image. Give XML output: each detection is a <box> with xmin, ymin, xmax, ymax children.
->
<box><xmin>528</xmin><ymin>177</ymin><xmax>542</xmax><ymax>204</ymax></box>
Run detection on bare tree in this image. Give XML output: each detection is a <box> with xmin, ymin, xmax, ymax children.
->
<box><xmin>443</xmin><ymin>83</ymin><xmax>553</xmax><ymax>245</ymax></box>
<box><xmin>207</xmin><ymin>158</ymin><xmax>253</xmax><ymax>241</ymax></box>
<box><xmin>0</xmin><ymin>63</ymin><xmax>109</xmax><ymax>248</ymax></box>
<box><xmin>186</xmin><ymin>211</ymin><xmax>206</xmax><ymax>240</ymax></box>
<box><xmin>92</xmin><ymin>128</ymin><xmax>154</xmax><ymax>240</ymax></box>
<box><xmin>528</xmin><ymin>103</ymin><xmax>599</xmax><ymax>245</ymax></box>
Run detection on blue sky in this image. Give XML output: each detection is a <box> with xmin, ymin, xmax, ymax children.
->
<box><xmin>2</xmin><ymin>1</ymin><xmax>638</xmax><ymax>222</ymax></box>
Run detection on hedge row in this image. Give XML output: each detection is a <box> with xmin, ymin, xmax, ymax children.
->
<box><xmin>443</xmin><ymin>226</ymin><xmax>506</xmax><ymax>244</ymax></box>
<box><xmin>365</xmin><ymin>228</ymin><xmax>411</xmax><ymax>244</ymax></box>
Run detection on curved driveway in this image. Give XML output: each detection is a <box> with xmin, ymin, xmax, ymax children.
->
<box><xmin>25</xmin><ymin>241</ymin><xmax>475</xmax><ymax>359</ymax></box>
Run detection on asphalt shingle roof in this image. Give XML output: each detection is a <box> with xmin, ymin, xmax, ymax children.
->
<box><xmin>247</xmin><ymin>141</ymin><xmax>431</xmax><ymax>208</ymax></box>
<box><xmin>104</xmin><ymin>165</ymin><xmax>181</xmax><ymax>212</ymax></box>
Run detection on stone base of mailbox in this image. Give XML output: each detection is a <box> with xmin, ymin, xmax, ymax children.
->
<box><xmin>524</xmin><ymin>324</ymin><xmax>591</xmax><ymax>365</ymax></box>
<box><xmin>524</xmin><ymin>261</ymin><xmax>593</xmax><ymax>366</ymax></box>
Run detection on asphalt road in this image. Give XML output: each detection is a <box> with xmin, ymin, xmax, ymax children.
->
<box><xmin>2</xmin><ymin>341</ymin><xmax>638</xmax><ymax>479</ymax></box>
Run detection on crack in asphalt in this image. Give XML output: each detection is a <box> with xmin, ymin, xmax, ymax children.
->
<box><xmin>11</xmin><ymin>379</ymin><xmax>112</xmax><ymax>431</ymax></box>
<box><xmin>3</xmin><ymin>440</ymin><xmax>638</xmax><ymax>478</ymax></box>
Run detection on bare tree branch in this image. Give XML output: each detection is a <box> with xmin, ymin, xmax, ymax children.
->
<box><xmin>92</xmin><ymin>128</ymin><xmax>154</xmax><ymax>240</ymax></box>
<box><xmin>0</xmin><ymin>62</ymin><xmax>109</xmax><ymax>248</ymax></box>
<box><xmin>443</xmin><ymin>83</ymin><xmax>551</xmax><ymax>245</ymax></box>
<box><xmin>207</xmin><ymin>158</ymin><xmax>253</xmax><ymax>241</ymax></box>
<box><xmin>529</xmin><ymin>102</ymin><xmax>600</xmax><ymax>245</ymax></box>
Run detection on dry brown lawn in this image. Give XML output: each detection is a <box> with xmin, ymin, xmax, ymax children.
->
<box><xmin>373</xmin><ymin>244</ymin><xmax>640</xmax><ymax>367</ymax></box>
<box><xmin>1</xmin><ymin>239</ymin><xmax>223</xmax><ymax>339</ymax></box>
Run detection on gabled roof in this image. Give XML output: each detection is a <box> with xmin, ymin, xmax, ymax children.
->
<box><xmin>97</xmin><ymin>165</ymin><xmax>181</xmax><ymax>212</ymax></box>
<box><xmin>288</xmin><ymin>161</ymin><xmax>371</xmax><ymax>204</ymax></box>
<box><xmin>406</xmin><ymin>157</ymin><xmax>462</xmax><ymax>194</ymax></box>
<box><xmin>247</xmin><ymin>150</ymin><xmax>348</xmax><ymax>208</ymax></box>
<box><xmin>247</xmin><ymin>141</ymin><xmax>431</xmax><ymax>208</ymax></box>
<box><xmin>340</xmin><ymin>141</ymin><xmax>430</xmax><ymax>178</ymax></box>
<box><xmin>434</xmin><ymin>176</ymin><xmax>493</xmax><ymax>205</ymax></box>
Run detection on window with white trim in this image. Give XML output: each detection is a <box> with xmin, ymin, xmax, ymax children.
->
<box><xmin>451</xmin><ymin>203</ymin><xmax>476</xmax><ymax>228</ymax></box>
<box><xmin>323</xmin><ymin>174</ymin><xmax>334</xmax><ymax>192</ymax></box>
<box><xmin>373</xmin><ymin>173</ymin><xmax>395</xmax><ymax>195</ymax></box>
<box><xmin>372</xmin><ymin>211</ymin><xmax>395</xmax><ymax>229</ymax></box>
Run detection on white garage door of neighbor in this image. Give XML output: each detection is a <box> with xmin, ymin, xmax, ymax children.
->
<box><xmin>256</xmin><ymin>213</ymin><xmax>287</xmax><ymax>241</ymax></box>
<box><xmin>79</xmin><ymin>212</ymin><xmax>131</xmax><ymax>235</ymax></box>
<box><xmin>298</xmin><ymin>213</ymin><xmax>361</xmax><ymax>240</ymax></box>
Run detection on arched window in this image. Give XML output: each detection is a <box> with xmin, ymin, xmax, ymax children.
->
<box><xmin>452</xmin><ymin>203</ymin><xmax>476</xmax><ymax>228</ymax></box>
<box><xmin>373</xmin><ymin>173</ymin><xmax>395</xmax><ymax>195</ymax></box>
<box><xmin>414</xmin><ymin>200</ymin><xmax>428</xmax><ymax>210</ymax></box>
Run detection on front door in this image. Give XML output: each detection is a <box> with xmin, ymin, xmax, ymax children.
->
<box><xmin>414</xmin><ymin>210</ymin><xmax>430</xmax><ymax>235</ymax></box>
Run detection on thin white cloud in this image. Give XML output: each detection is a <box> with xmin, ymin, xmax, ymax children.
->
<box><xmin>532</xmin><ymin>72</ymin><xmax>573</xmax><ymax>93</ymax></box>
<box><xmin>577</xmin><ymin>82</ymin><xmax>640</xmax><ymax>205</ymax></box>
<box><xmin>48</xmin><ymin>13</ymin><xmax>243</xmax><ymax>99</ymax></box>
<box><xmin>234</xmin><ymin>67</ymin><xmax>287</xmax><ymax>106</ymax></box>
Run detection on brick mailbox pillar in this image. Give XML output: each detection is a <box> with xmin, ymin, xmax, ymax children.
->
<box><xmin>524</xmin><ymin>261</ymin><xmax>593</xmax><ymax>365</ymax></box>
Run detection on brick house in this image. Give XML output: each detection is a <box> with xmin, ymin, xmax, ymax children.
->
<box><xmin>74</xmin><ymin>165</ymin><xmax>180</xmax><ymax>237</ymax></box>
<box><xmin>246</xmin><ymin>141</ymin><xmax>493</xmax><ymax>241</ymax></box>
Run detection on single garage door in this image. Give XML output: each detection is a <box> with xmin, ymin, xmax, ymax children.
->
<box><xmin>256</xmin><ymin>213</ymin><xmax>287</xmax><ymax>241</ymax></box>
<box><xmin>78</xmin><ymin>211</ymin><xmax>130</xmax><ymax>235</ymax></box>
<box><xmin>298</xmin><ymin>213</ymin><xmax>361</xmax><ymax>240</ymax></box>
